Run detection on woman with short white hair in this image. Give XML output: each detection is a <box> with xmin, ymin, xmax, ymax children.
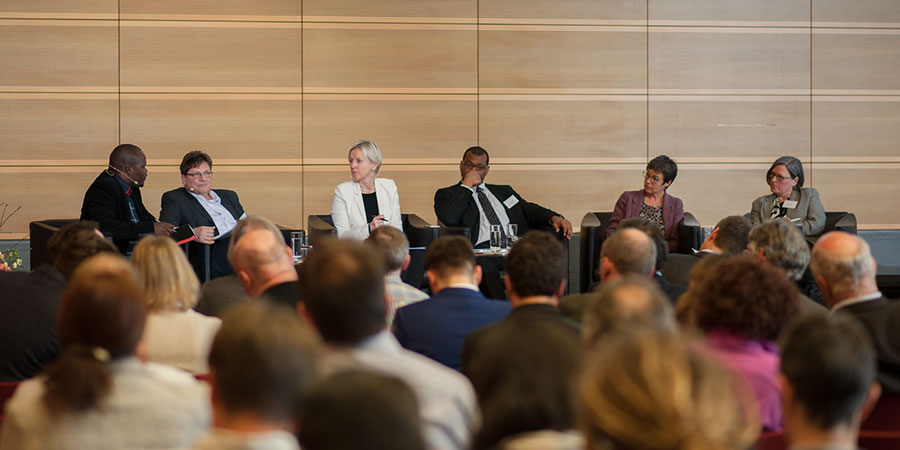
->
<box><xmin>331</xmin><ymin>140</ymin><xmax>402</xmax><ymax>240</ymax></box>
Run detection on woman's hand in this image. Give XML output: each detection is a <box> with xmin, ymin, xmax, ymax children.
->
<box><xmin>368</xmin><ymin>215</ymin><xmax>386</xmax><ymax>232</ymax></box>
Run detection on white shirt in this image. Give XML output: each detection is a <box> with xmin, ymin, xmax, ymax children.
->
<box><xmin>461</xmin><ymin>184</ymin><xmax>511</xmax><ymax>245</ymax></box>
<box><xmin>189</xmin><ymin>190</ymin><xmax>242</xmax><ymax>239</ymax></box>
<box><xmin>831</xmin><ymin>291</ymin><xmax>883</xmax><ymax>314</ymax></box>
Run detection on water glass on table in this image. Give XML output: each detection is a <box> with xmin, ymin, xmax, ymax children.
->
<box><xmin>490</xmin><ymin>224</ymin><xmax>503</xmax><ymax>252</ymax></box>
<box><xmin>291</xmin><ymin>231</ymin><xmax>307</xmax><ymax>263</ymax></box>
<box><xmin>507</xmin><ymin>223</ymin><xmax>518</xmax><ymax>246</ymax></box>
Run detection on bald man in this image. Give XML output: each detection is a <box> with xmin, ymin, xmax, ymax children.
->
<box><xmin>81</xmin><ymin>144</ymin><xmax>175</xmax><ymax>253</ymax></box>
<box><xmin>231</xmin><ymin>228</ymin><xmax>299</xmax><ymax>309</ymax></box>
<box><xmin>812</xmin><ymin>231</ymin><xmax>900</xmax><ymax>393</ymax></box>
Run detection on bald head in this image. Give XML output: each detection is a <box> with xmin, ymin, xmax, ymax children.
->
<box><xmin>109</xmin><ymin>144</ymin><xmax>144</xmax><ymax>168</ymax></box>
<box><xmin>811</xmin><ymin>232</ymin><xmax>878</xmax><ymax>307</ymax></box>
<box><xmin>583</xmin><ymin>275</ymin><xmax>674</xmax><ymax>344</ymax></box>
<box><xmin>232</xmin><ymin>229</ymin><xmax>296</xmax><ymax>296</ymax></box>
<box><xmin>600</xmin><ymin>228</ymin><xmax>656</xmax><ymax>281</ymax></box>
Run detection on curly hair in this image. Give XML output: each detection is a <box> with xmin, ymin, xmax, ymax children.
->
<box><xmin>693</xmin><ymin>256</ymin><xmax>800</xmax><ymax>341</ymax></box>
<box><xmin>749</xmin><ymin>220</ymin><xmax>809</xmax><ymax>281</ymax></box>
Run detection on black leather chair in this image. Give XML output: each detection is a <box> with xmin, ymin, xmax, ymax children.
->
<box><xmin>29</xmin><ymin>219</ymin><xmax>79</xmax><ymax>268</ymax></box>
<box><xmin>824</xmin><ymin>211</ymin><xmax>857</xmax><ymax>235</ymax></box>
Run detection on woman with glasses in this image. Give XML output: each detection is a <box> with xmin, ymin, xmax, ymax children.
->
<box><xmin>331</xmin><ymin>140</ymin><xmax>402</xmax><ymax>240</ymax></box>
<box><xmin>160</xmin><ymin>151</ymin><xmax>246</xmax><ymax>278</ymax></box>
<box><xmin>606</xmin><ymin>155</ymin><xmax>684</xmax><ymax>252</ymax></box>
<box><xmin>749</xmin><ymin>156</ymin><xmax>825</xmax><ymax>237</ymax></box>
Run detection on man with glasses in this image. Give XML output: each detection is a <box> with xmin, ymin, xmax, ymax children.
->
<box><xmin>434</xmin><ymin>146</ymin><xmax>572</xmax><ymax>248</ymax></box>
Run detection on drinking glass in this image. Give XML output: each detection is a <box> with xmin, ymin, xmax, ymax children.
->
<box><xmin>507</xmin><ymin>223</ymin><xmax>518</xmax><ymax>246</ymax></box>
<box><xmin>291</xmin><ymin>231</ymin><xmax>305</xmax><ymax>263</ymax></box>
<box><xmin>489</xmin><ymin>224</ymin><xmax>502</xmax><ymax>252</ymax></box>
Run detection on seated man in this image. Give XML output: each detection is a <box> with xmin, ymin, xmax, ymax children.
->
<box><xmin>434</xmin><ymin>146</ymin><xmax>572</xmax><ymax>246</ymax></box>
<box><xmin>581</xmin><ymin>275</ymin><xmax>675</xmax><ymax>345</ymax></box>
<box><xmin>231</xmin><ymin>225</ymin><xmax>299</xmax><ymax>309</ymax></box>
<box><xmin>662</xmin><ymin>215</ymin><xmax>751</xmax><ymax>287</ymax></box>
<box><xmin>80</xmin><ymin>143</ymin><xmax>174</xmax><ymax>253</ymax></box>
<box><xmin>393</xmin><ymin>235</ymin><xmax>510</xmax><ymax>370</ymax></box>
<box><xmin>365</xmin><ymin>226</ymin><xmax>428</xmax><ymax>326</ymax></box>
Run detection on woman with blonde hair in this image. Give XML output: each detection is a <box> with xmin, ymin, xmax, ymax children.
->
<box><xmin>131</xmin><ymin>235</ymin><xmax>221</xmax><ymax>373</ymax></box>
<box><xmin>579</xmin><ymin>326</ymin><xmax>758</xmax><ymax>450</ymax></box>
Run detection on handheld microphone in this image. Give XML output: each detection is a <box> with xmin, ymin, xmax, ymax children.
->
<box><xmin>108</xmin><ymin>165</ymin><xmax>139</xmax><ymax>186</ymax></box>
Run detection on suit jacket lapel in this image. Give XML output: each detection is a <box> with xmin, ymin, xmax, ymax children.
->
<box><xmin>351</xmin><ymin>181</ymin><xmax>366</xmax><ymax>220</ymax></box>
<box><xmin>182</xmin><ymin>188</ymin><xmax>216</xmax><ymax>226</ymax></box>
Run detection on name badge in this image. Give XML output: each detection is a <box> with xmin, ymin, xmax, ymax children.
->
<box><xmin>782</xmin><ymin>200</ymin><xmax>798</xmax><ymax>209</ymax></box>
<box><xmin>503</xmin><ymin>195</ymin><xmax>519</xmax><ymax>209</ymax></box>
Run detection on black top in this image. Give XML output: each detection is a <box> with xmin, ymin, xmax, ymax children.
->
<box><xmin>362</xmin><ymin>192</ymin><xmax>379</xmax><ymax>223</ymax></box>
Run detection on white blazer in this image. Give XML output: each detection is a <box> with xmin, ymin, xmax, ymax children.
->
<box><xmin>331</xmin><ymin>177</ymin><xmax>402</xmax><ymax>240</ymax></box>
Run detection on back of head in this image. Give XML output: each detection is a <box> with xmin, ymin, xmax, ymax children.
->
<box><xmin>227</xmin><ymin>215</ymin><xmax>283</xmax><ymax>264</ymax></box>
<box><xmin>44</xmin><ymin>254</ymin><xmax>146</xmax><ymax>414</ymax></box>
<box><xmin>424</xmin><ymin>235</ymin><xmax>476</xmax><ymax>280</ymax></box>
<box><xmin>131</xmin><ymin>235</ymin><xmax>200</xmax><ymax>312</ymax></box>
<box><xmin>579</xmin><ymin>326</ymin><xmax>758</xmax><ymax>450</ymax></box>
<box><xmin>583</xmin><ymin>275</ymin><xmax>675</xmax><ymax>344</ymax></box>
<box><xmin>468</xmin><ymin>321</ymin><xmax>583</xmax><ymax>450</ymax></box>
<box><xmin>810</xmin><ymin>232</ymin><xmax>876</xmax><ymax>300</ymax></box>
<box><xmin>506</xmin><ymin>231</ymin><xmax>566</xmax><ymax>297</ymax></box>
<box><xmin>232</xmin><ymin>228</ymin><xmax>291</xmax><ymax>282</ymax></box>
<box><xmin>619</xmin><ymin>218</ymin><xmax>667</xmax><ymax>271</ymax></box>
<box><xmin>108</xmin><ymin>143</ymin><xmax>143</xmax><ymax>167</ymax></box>
<box><xmin>749</xmin><ymin>220</ymin><xmax>810</xmax><ymax>280</ymax></box>
<box><xmin>48</xmin><ymin>220</ymin><xmax>119</xmax><ymax>280</ymax></box>
<box><xmin>300</xmin><ymin>370</ymin><xmax>425</xmax><ymax>450</ymax></box>
<box><xmin>713</xmin><ymin>215</ymin><xmax>752</xmax><ymax>255</ymax></box>
<box><xmin>298</xmin><ymin>239</ymin><xmax>386</xmax><ymax>345</ymax></box>
<box><xmin>601</xmin><ymin>228</ymin><xmax>656</xmax><ymax>277</ymax></box>
<box><xmin>781</xmin><ymin>313</ymin><xmax>877</xmax><ymax>430</ymax></box>
<box><xmin>210</xmin><ymin>300</ymin><xmax>319</xmax><ymax>424</ymax></box>
<box><xmin>693</xmin><ymin>256</ymin><xmax>799</xmax><ymax>341</ymax></box>
<box><xmin>365</xmin><ymin>226</ymin><xmax>409</xmax><ymax>273</ymax></box>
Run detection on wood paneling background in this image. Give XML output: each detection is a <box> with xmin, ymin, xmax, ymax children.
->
<box><xmin>2</xmin><ymin>0</ymin><xmax>899</xmax><ymax>236</ymax></box>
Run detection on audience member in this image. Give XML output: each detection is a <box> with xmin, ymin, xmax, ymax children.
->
<box><xmin>393</xmin><ymin>235</ymin><xmax>510</xmax><ymax>370</ymax></box>
<box><xmin>599</xmin><ymin>228</ymin><xmax>656</xmax><ymax>282</ymax></box>
<box><xmin>462</xmin><ymin>231</ymin><xmax>578</xmax><ymax>376</ymax></box>
<box><xmin>748</xmin><ymin>220</ymin><xmax>827</xmax><ymax>311</ymax></box>
<box><xmin>131</xmin><ymin>236</ymin><xmax>221</xmax><ymax>374</ymax></box>
<box><xmin>231</xmin><ymin>224</ymin><xmax>298</xmax><ymax>309</ymax></box>
<box><xmin>192</xmin><ymin>301</ymin><xmax>318</xmax><ymax>450</ymax></box>
<box><xmin>365</xmin><ymin>226</ymin><xmax>428</xmax><ymax>325</ymax></box>
<box><xmin>297</xmin><ymin>239</ymin><xmax>477</xmax><ymax>450</ymax></box>
<box><xmin>617</xmin><ymin>218</ymin><xmax>686</xmax><ymax>302</ymax></box>
<box><xmin>0</xmin><ymin>221</ymin><xmax>117</xmax><ymax>381</ymax></box>
<box><xmin>662</xmin><ymin>215</ymin><xmax>751</xmax><ymax>286</ymax></box>
<box><xmin>299</xmin><ymin>370</ymin><xmax>425</xmax><ymax>450</ymax></box>
<box><xmin>579</xmin><ymin>326</ymin><xmax>758</xmax><ymax>450</ymax></box>
<box><xmin>811</xmin><ymin>231</ymin><xmax>900</xmax><ymax>393</ymax></box>
<box><xmin>780</xmin><ymin>313</ymin><xmax>881</xmax><ymax>450</ymax></box>
<box><xmin>0</xmin><ymin>254</ymin><xmax>209</xmax><ymax>449</ymax></box>
<box><xmin>80</xmin><ymin>143</ymin><xmax>175</xmax><ymax>253</ymax></box>
<box><xmin>673</xmin><ymin>253</ymin><xmax>727</xmax><ymax>329</ymax></box>
<box><xmin>693</xmin><ymin>256</ymin><xmax>800</xmax><ymax>431</ymax></box>
<box><xmin>582</xmin><ymin>275</ymin><xmax>675</xmax><ymax>345</ymax></box>
<box><xmin>467</xmin><ymin>321</ymin><xmax>583</xmax><ymax>450</ymax></box>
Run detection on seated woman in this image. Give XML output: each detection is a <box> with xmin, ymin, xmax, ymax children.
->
<box><xmin>0</xmin><ymin>254</ymin><xmax>209</xmax><ymax>449</ymax></box>
<box><xmin>749</xmin><ymin>155</ymin><xmax>825</xmax><ymax>237</ymax></box>
<box><xmin>160</xmin><ymin>150</ymin><xmax>246</xmax><ymax>279</ymax></box>
<box><xmin>331</xmin><ymin>140</ymin><xmax>402</xmax><ymax>239</ymax></box>
<box><xmin>131</xmin><ymin>236</ymin><xmax>221</xmax><ymax>374</ymax></box>
<box><xmin>606</xmin><ymin>155</ymin><xmax>684</xmax><ymax>253</ymax></box>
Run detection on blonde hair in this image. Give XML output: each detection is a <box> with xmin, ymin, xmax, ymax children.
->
<box><xmin>349</xmin><ymin>140</ymin><xmax>382</xmax><ymax>175</ymax></box>
<box><xmin>579</xmin><ymin>327</ymin><xmax>758</xmax><ymax>450</ymax></box>
<box><xmin>131</xmin><ymin>236</ymin><xmax>200</xmax><ymax>312</ymax></box>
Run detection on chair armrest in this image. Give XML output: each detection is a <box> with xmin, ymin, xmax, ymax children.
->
<box><xmin>403</xmin><ymin>214</ymin><xmax>439</xmax><ymax>248</ymax></box>
<box><xmin>676</xmin><ymin>212</ymin><xmax>701</xmax><ymax>255</ymax></box>
<box><xmin>307</xmin><ymin>215</ymin><xmax>336</xmax><ymax>247</ymax></box>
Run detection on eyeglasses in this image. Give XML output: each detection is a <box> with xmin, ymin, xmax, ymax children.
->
<box><xmin>462</xmin><ymin>160</ymin><xmax>487</xmax><ymax>171</ymax></box>
<box><xmin>185</xmin><ymin>171</ymin><xmax>213</xmax><ymax>178</ymax></box>
<box><xmin>767</xmin><ymin>172</ymin><xmax>793</xmax><ymax>182</ymax></box>
<box><xmin>642</xmin><ymin>171</ymin><xmax>663</xmax><ymax>184</ymax></box>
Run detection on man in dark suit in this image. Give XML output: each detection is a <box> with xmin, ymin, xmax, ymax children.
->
<box><xmin>0</xmin><ymin>221</ymin><xmax>117</xmax><ymax>381</ymax></box>
<box><xmin>661</xmin><ymin>215</ymin><xmax>751</xmax><ymax>287</ymax></box>
<box><xmin>393</xmin><ymin>236</ymin><xmax>511</xmax><ymax>370</ymax></box>
<box><xmin>812</xmin><ymin>231</ymin><xmax>900</xmax><ymax>393</ymax></box>
<box><xmin>461</xmin><ymin>231</ymin><xmax>579</xmax><ymax>376</ymax></box>
<box><xmin>231</xmin><ymin>226</ymin><xmax>299</xmax><ymax>310</ymax></box>
<box><xmin>617</xmin><ymin>218</ymin><xmax>686</xmax><ymax>303</ymax></box>
<box><xmin>80</xmin><ymin>143</ymin><xmax>175</xmax><ymax>253</ymax></box>
<box><xmin>160</xmin><ymin>151</ymin><xmax>245</xmax><ymax>279</ymax></box>
<box><xmin>434</xmin><ymin>146</ymin><xmax>572</xmax><ymax>247</ymax></box>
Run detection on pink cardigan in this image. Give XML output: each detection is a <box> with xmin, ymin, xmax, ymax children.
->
<box><xmin>605</xmin><ymin>190</ymin><xmax>684</xmax><ymax>253</ymax></box>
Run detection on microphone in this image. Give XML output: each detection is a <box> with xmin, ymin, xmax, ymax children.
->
<box><xmin>189</xmin><ymin>187</ymin><xmax>195</xmax><ymax>192</ymax></box>
<box><xmin>108</xmin><ymin>165</ymin><xmax>139</xmax><ymax>186</ymax></box>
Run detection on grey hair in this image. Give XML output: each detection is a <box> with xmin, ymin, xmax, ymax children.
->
<box><xmin>748</xmin><ymin>220</ymin><xmax>809</xmax><ymax>281</ymax></box>
<box><xmin>350</xmin><ymin>140</ymin><xmax>383</xmax><ymax>176</ymax></box>
<box><xmin>811</xmin><ymin>235</ymin><xmax>876</xmax><ymax>299</ymax></box>
<box><xmin>601</xmin><ymin>228</ymin><xmax>657</xmax><ymax>276</ymax></box>
<box><xmin>227</xmin><ymin>215</ymin><xmax>283</xmax><ymax>264</ymax></box>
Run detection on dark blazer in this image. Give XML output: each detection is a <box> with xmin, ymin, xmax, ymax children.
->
<box><xmin>434</xmin><ymin>183</ymin><xmax>560</xmax><ymax>246</ymax></box>
<box><xmin>661</xmin><ymin>251</ymin><xmax>715</xmax><ymax>288</ymax></box>
<box><xmin>0</xmin><ymin>264</ymin><xmax>66</xmax><ymax>381</ymax></box>
<box><xmin>259</xmin><ymin>281</ymin><xmax>300</xmax><ymax>310</ymax></box>
<box><xmin>749</xmin><ymin>187</ymin><xmax>826</xmax><ymax>237</ymax></box>
<box><xmin>606</xmin><ymin>190</ymin><xmax>684</xmax><ymax>253</ymax></box>
<box><xmin>393</xmin><ymin>287</ymin><xmax>511</xmax><ymax>371</ymax></box>
<box><xmin>80</xmin><ymin>171</ymin><xmax>156</xmax><ymax>253</ymax></box>
<box><xmin>836</xmin><ymin>297</ymin><xmax>900</xmax><ymax>394</ymax></box>
<box><xmin>460</xmin><ymin>303</ymin><xmax>580</xmax><ymax>376</ymax></box>
<box><xmin>159</xmin><ymin>187</ymin><xmax>245</xmax><ymax>278</ymax></box>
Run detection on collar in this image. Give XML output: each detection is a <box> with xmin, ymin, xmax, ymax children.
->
<box><xmin>445</xmin><ymin>282</ymin><xmax>480</xmax><ymax>292</ymax></box>
<box><xmin>188</xmin><ymin>188</ymin><xmax>219</xmax><ymax>203</ymax></box>
<box><xmin>832</xmin><ymin>292</ymin><xmax>883</xmax><ymax>313</ymax></box>
<box><xmin>355</xmin><ymin>330</ymin><xmax>402</xmax><ymax>353</ymax></box>
<box><xmin>114</xmin><ymin>175</ymin><xmax>133</xmax><ymax>194</ymax></box>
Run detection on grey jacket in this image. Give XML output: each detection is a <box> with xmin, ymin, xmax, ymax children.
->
<box><xmin>750</xmin><ymin>187</ymin><xmax>826</xmax><ymax>236</ymax></box>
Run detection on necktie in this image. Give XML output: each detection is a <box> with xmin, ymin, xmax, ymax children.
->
<box><xmin>477</xmin><ymin>187</ymin><xmax>506</xmax><ymax>237</ymax></box>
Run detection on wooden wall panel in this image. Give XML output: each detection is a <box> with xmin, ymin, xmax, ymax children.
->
<box><xmin>120</xmin><ymin>1</ymin><xmax>300</xmax><ymax>16</ymax></box>
<box><xmin>813</xmin><ymin>0</ymin><xmax>900</xmax><ymax>23</ymax></box>
<box><xmin>649</xmin><ymin>98</ymin><xmax>810</xmax><ymax>159</ymax></box>
<box><xmin>479</xmin><ymin>1</ymin><xmax>645</xmax><ymax>21</ymax></box>
<box><xmin>0</xmin><ymin>1</ymin><xmax>114</xmax><ymax>15</ymax></box>
<box><xmin>303</xmin><ymin>96</ymin><xmax>476</xmax><ymax>160</ymax></box>
<box><xmin>479</xmin><ymin>98</ymin><xmax>647</xmax><ymax>159</ymax></box>
<box><xmin>812</xmin><ymin>165</ymin><xmax>900</xmax><ymax>227</ymax></box>
<box><xmin>120</xmin><ymin>98</ymin><xmax>302</xmax><ymax>161</ymax></box>
<box><xmin>479</xmin><ymin>28</ymin><xmax>646</xmax><ymax>90</ymax></box>
<box><xmin>120</xmin><ymin>25</ymin><xmax>302</xmax><ymax>88</ymax></box>
<box><xmin>303</xmin><ymin>26</ymin><xmax>476</xmax><ymax>91</ymax></box>
<box><xmin>649</xmin><ymin>0</ymin><xmax>809</xmax><ymax>22</ymax></box>
<box><xmin>303</xmin><ymin>0</ymin><xmax>475</xmax><ymax>19</ymax></box>
<box><xmin>813</xmin><ymin>33</ymin><xmax>900</xmax><ymax>91</ymax></box>
<box><xmin>812</xmin><ymin>99</ymin><xmax>900</xmax><ymax>158</ymax></box>
<box><xmin>200</xmin><ymin>168</ymin><xmax>304</xmax><ymax>229</ymax></box>
<box><xmin>0</xmin><ymin>98</ymin><xmax>118</xmax><ymax>160</ymax></box>
<box><xmin>669</xmin><ymin>165</ymin><xmax>771</xmax><ymax>225</ymax></box>
<box><xmin>0</xmin><ymin>171</ymin><xmax>116</xmax><ymax>234</ymax></box>
<box><xmin>649</xmin><ymin>31</ymin><xmax>810</xmax><ymax>90</ymax></box>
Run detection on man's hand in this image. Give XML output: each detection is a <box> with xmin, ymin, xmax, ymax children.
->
<box><xmin>461</xmin><ymin>166</ymin><xmax>483</xmax><ymax>188</ymax></box>
<box><xmin>368</xmin><ymin>214</ymin><xmax>386</xmax><ymax>232</ymax></box>
<box><xmin>550</xmin><ymin>216</ymin><xmax>572</xmax><ymax>239</ymax></box>
<box><xmin>154</xmin><ymin>221</ymin><xmax>175</xmax><ymax>236</ymax></box>
<box><xmin>193</xmin><ymin>226</ymin><xmax>216</xmax><ymax>244</ymax></box>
